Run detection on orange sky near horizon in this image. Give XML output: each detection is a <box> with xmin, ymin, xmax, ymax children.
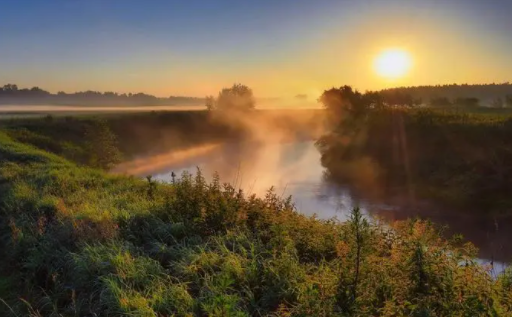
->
<box><xmin>1</xmin><ymin>1</ymin><xmax>510</xmax><ymax>98</ymax></box>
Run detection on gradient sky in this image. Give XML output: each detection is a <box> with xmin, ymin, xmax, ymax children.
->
<box><xmin>1</xmin><ymin>0</ymin><xmax>511</xmax><ymax>97</ymax></box>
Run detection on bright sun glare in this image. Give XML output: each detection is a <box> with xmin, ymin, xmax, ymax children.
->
<box><xmin>374</xmin><ymin>49</ymin><xmax>412</xmax><ymax>79</ymax></box>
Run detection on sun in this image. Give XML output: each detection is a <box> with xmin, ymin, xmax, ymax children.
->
<box><xmin>374</xmin><ymin>49</ymin><xmax>412</xmax><ymax>79</ymax></box>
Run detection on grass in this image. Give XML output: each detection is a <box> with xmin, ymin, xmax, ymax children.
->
<box><xmin>1</xmin><ymin>129</ymin><xmax>512</xmax><ymax>316</ymax></box>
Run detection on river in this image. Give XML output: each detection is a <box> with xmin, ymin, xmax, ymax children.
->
<box><xmin>128</xmin><ymin>140</ymin><xmax>509</xmax><ymax>274</ymax></box>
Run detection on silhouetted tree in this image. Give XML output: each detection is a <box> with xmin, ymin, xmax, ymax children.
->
<box><xmin>205</xmin><ymin>95</ymin><xmax>215</xmax><ymax>111</ymax></box>
<box><xmin>319</xmin><ymin>86</ymin><xmax>379</xmax><ymax>121</ymax></box>
<box><xmin>207</xmin><ymin>84</ymin><xmax>255</xmax><ymax>112</ymax></box>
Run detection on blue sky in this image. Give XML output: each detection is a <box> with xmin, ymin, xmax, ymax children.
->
<box><xmin>1</xmin><ymin>0</ymin><xmax>511</xmax><ymax>97</ymax></box>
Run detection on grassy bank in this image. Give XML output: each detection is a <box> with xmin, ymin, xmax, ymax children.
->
<box><xmin>1</xmin><ymin>127</ymin><xmax>512</xmax><ymax>315</ymax></box>
<box><xmin>0</xmin><ymin>109</ymin><xmax>324</xmax><ymax>167</ymax></box>
<box><xmin>318</xmin><ymin>108</ymin><xmax>512</xmax><ymax>213</ymax></box>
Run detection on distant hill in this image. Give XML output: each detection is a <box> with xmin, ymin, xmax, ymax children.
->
<box><xmin>380</xmin><ymin>83</ymin><xmax>512</xmax><ymax>105</ymax></box>
<box><xmin>0</xmin><ymin>84</ymin><xmax>204</xmax><ymax>107</ymax></box>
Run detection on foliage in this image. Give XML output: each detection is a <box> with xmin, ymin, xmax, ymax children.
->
<box><xmin>206</xmin><ymin>84</ymin><xmax>255</xmax><ymax>112</ymax></box>
<box><xmin>0</xmin><ymin>131</ymin><xmax>511</xmax><ymax>316</ymax></box>
<box><xmin>319</xmin><ymin>85</ymin><xmax>422</xmax><ymax>127</ymax></box>
<box><xmin>317</xmin><ymin>95</ymin><xmax>512</xmax><ymax>211</ymax></box>
<box><xmin>381</xmin><ymin>83</ymin><xmax>512</xmax><ymax>106</ymax></box>
<box><xmin>84</xmin><ymin>118</ymin><xmax>123</xmax><ymax>170</ymax></box>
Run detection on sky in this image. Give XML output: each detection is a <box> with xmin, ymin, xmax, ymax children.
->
<box><xmin>1</xmin><ymin>0</ymin><xmax>511</xmax><ymax>97</ymax></box>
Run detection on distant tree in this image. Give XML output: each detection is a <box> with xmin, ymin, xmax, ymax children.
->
<box><xmin>295</xmin><ymin>94</ymin><xmax>308</xmax><ymax>100</ymax></box>
<box><xmin>1</xmin><ymin>84</ymin><xmax>18</xmax><ymax>94</ymax></box>
<box><xmin>207</xmin><ymin>84</ymin><xmax>255</xmax><ymax>112</ymax></box>
<box><xmin>84</xmin><ymin>118</ymin><xmax>122</xmax><ymax>170</ymax></box>
<box><xmin>380</xmin><ymin>83</ymin><xmax>512</xmax><ymax>103</ymax></box>
<box><xmin>0</xmin><ymin>83</ymin><xmax>205</xmax><ymax>106</ymax></box>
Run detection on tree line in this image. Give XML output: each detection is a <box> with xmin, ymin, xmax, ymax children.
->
<box><xmin>318</xmin><ymin>84</ymin><xmax>512</xmax><ymax>111</ymax></box>
<box><xmin>4</xmin><ymin>82</ymin><xmax>512</xmax><ymax>108</ymax></box>
<box><xmin>0</xmin><ymin>83</ymin><xmax>203</xmax><ymax>106</ymax></box>
<box><xmin>316</xmin><ymin>84</ymin><xmax>512</xmax><ymax>213</ymax></box>
<box><xmin>380</xmin><ymin>83</ymin><xmax>512</xmax><ymax>108</ymax></box>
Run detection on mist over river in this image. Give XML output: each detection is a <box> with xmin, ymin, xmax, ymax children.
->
<box><xmin>123</xmin><ymin>140</ymin><xmax>510</xmax><ymax>272</ymax></box>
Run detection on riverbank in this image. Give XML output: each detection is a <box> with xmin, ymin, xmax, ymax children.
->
<box><xmin>318</xmin><ymin>108</ymin><xmax>512</xmax><ymax>214</ymax></box>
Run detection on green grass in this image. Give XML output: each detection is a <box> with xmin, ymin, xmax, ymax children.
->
<box><xmin>1</xmin><ymin>130</ymin><xmax>512</xmax><ymax>316</ymax></box>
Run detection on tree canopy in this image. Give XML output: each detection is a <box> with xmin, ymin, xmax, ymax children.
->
<box><xmin>205</xmin><ymin>84</ymin><xmax>255</xmax><ymax>112</ymax></box>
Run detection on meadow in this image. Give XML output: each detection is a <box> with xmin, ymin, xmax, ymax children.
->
<box><xmin>1</xmin><ymin>110</ymin><xmax>512</xmax><ymax>316</ymax></box>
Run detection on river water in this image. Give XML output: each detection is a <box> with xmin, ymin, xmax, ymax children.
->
<box><xmin>137</xmin><ymin>140</ymin><xmax>509</xmax><ymax>273</ymax></box>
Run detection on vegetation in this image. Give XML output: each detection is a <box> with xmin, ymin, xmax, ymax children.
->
<box><xmin>83</xmin><ymin>118</ymin><xmax>123</xmax><ymax>170</ymax></box>
<box><xmin>205</xmin><ymin>84</ymin><xmax>256</xmax><ymax>112</ymax></box>
<box><xmin>380</xmin><ymin>83</ymin><xmax>512</xmax><ymax>107</ymax></box>
<box><xmin>1</xmin><ymin>130</ymin><xmax>512</xmax><ymax>316</ymax></box>
<box><xmin>1</xmin><ymin>109</ymin><xmax>324</xmax><ymax>171</ymax></box>
<box><xmin>317</xmin><ymin>86</ymin><xmax>512</xmax><ymax>212</ymax></box>
<box><xmin>0</xmin><ymin>83</ymin><xmax>203</xmax><ymax>107</ymax></box>
<box><xmin>1</xmin><ymin>93</ymin><xmax>512</xmax><ymax>315</ymax></box>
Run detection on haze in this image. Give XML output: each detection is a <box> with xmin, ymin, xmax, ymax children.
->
<box><xmin>1</xmin><ymin>0</ymin><xmax>511</xmax><ymax>98</ymax></box>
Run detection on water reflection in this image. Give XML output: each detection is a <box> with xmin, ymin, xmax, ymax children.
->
<box><xmin>147</xmin><ymin>141</ymin><xmax>510</xmax><ymax>265</ymax></box>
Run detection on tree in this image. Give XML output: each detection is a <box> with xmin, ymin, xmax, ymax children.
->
<box><xmin>319</xmin><ymin>86</ymin><xmax>378</xmax><ymax>120</ymax></box>
<box><xmin>206</xmin><ymin>84</ymin><xmax>255</xmax><ymax>112</ymax></box>
<box><xmin>205</xmin><ymin>95</ymin><xmax>215</xmax><ymax>111</ymax></box>
<box><xmin>84</xmin><ymin>118</ymin><xmax>122</xmax><ymax>170</ymax></box>
<box><xmin>1</xmin><ymin>84</ymin><xmax>18</xmax><ymax>94</ymax></box>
